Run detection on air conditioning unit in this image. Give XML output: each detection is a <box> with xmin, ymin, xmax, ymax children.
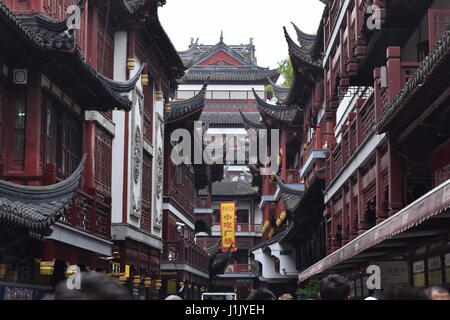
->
<box><xmin>13</xmin><ymin>69</ymin><xmax>27</xmax><ymax>85</ymax></box>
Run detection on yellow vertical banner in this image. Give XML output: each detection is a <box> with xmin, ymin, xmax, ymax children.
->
<box><xmin>220</xmin><ymin>202</ymin><xmax>236</xmax><ymax>253</ymax></box>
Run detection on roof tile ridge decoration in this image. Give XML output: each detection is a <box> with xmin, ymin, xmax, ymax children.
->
<box><xmin>275</xmin><ymin>175</ymin><xmax>304</xmax><ymax>212</ymax></box>
<box><xmin>192</xmin><ymin>40</ymin><xmax>254</xmax><ymax>67</ymax></box>
<box><xmin>291</xmin><ymin>22</ymin><xmax>316</xmax><ymax>51</ymax></box>
<box><xmin>267</xmin><ymin>77</ymin><xmax>291</xmax><ymax>104</ymax></box>
<box><xmin>199</xmin><ymin>179</ymin><xmax>259</xmax><ymax>196</ymax></box>
<box><xmin>252</xmin><ymin>89</ymin><xmax>299</xmax><ymax>123</ymax></box>
<box><xmin>72</xmin><ymin>47</ymin><xmax>138</xmax><ymax>111</ymax></box>
<box><xmin>284</xmin><ymin>26</ymin><xmax>322</xmax><ymax>68</ymax></box>
<box><xmin>166</xmin><ymin>77</ymin><xmax>209</xmax><ymax>123</ymax></box>
<box><xmin>250</xmin><ymin>223</ymin><xmax>296</xmax><ymax>251</ymax></box>
<box><xmin>375</xmin><ymin>27</ymin><xmax>450</xmax><ymax>133</ymax></box>
<box><xmin>98</xmin><ymin>63</ymin><xmax>146</xmax><ymax>93</ymax></box>
<box><xmin>0</xmin><ymin>154</ymin><xmax>87</xmax><ymax>232</ymax></box>
<box><xmin>238</xmin><ymin>109</ymin><xmax>267</xmax><ymax>129</ymax></box>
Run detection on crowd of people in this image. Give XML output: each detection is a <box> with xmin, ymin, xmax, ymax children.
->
<box><xmin>43</xmin><ymin>272</ymin><xmax>450</xmax><ymax>300</ymax></box>
<box><xmin>247</xmin><ymin>274</ymin><xmax>450</xmax><ymax>301</ymax></box>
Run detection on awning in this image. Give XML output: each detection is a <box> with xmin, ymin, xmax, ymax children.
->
<box><xmin>298</xmin><ymin>179</ymin><xmax>450</xmax><ymax>283</ymax></box>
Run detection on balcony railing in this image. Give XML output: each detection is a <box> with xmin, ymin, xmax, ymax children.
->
<box><xmin>286</xmin><ymin>169</ymin><xmax>301</xmax><ymax>184</ymax></box>
<box><xmin>60</xmin><ymin>190</ymin><xmax>111</xmax><ymax>239</ymax></box>
<box><xmin>162</xmin><ymin>240</ymin><xmax>209</xmax><ymax>272</ymax></box>
<box><xmin>195</xmin><ymin>195</ymin><xmax>211</xmax><ymax>209</ymax></box>
<box><xmin>225</xmin><ymin>263</ymin><xmax>252</xmax><ymax>274</ymax></box>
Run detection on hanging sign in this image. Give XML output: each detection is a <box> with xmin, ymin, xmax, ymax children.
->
<box><xmin>220</xmin><ymin>202</ymin><xmax>236</xmax><ymax>253</ymax></box>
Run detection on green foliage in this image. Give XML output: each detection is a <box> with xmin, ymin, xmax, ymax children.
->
<box><xmin>296</xmin><ymin>279</ymin><xmax>320</xmax><ymax>300</ymax></box>
<box><xmin>265</xmin><ymin>84</ymin><xmax>274</xmax><ymax>94</ymax></box>
<box><xmin>277</xmin><ymin>58</ymin><xmax>294</xmax><ymax>87</ymax></box>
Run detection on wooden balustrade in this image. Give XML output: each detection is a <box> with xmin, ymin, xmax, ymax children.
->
<box><xmin>61</xmin><ymin>190</ymin><xmax>111</xmax><ymax>239</ymax></box>
<box><xmin>286</xmin><ymin>169</ymin><xmax>301</xmax><ymax>184</ymax></box>
<box><xmin>162</xmin><ymin>240</ymin><xmax>209</xmax><ymax>272</ymax></box>
<box><xmin>225</xmin><ymin>264</ymin><xmax>251</xmax><ymax>274</ymax></box>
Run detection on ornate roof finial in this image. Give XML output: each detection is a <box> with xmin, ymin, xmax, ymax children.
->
<box><xmin>220</xmin><ymin>30</ymin><xmax>224</xmax><ymax>43</ymax></box>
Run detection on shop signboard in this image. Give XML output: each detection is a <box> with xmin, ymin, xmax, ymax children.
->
<box><xmin>220</xmin><ymin>202</ymin><xmax>236</xmax><ymax>252</ymax></box>
<box><xmin>428</xmin><ymin>256</ymin><xmax>442</xmax><ymax>286</ymax></box>
<box><xmin>375</xmin><ymin>261</ymin><xmax>409</xmax><ymax>286</ymax></box>
<box><xmin>413</xmin><ymin>260</ymin><xmax>425</xmax><ymax>287</ymax></box>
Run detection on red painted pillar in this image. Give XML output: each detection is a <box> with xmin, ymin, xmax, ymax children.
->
<box><xmin>388</xmin><ymin>140</ymin><xmax>404</xmax><ymax>217</ymax></box>
<box><xmin>373</xmin><ymin>68</ymin><xmax>381</xmax><ymax>117</ymax></box>
<box><xmin>349</xmin><ymin>178</ymin><xmax>357</xmax><ymax>240</ymax></box>
<box><xmin>357</xmin><ymin>169</ymin><xmax>367</xmax><ymax>235</ymax></box>
<box><xmin>375</xmin><ymin>148</ymin><xmax>387</xmax><ymax>224</ymax></box>
<box><xmin>42</xmin><ymin>239</ymin><xmax>54</xmax><ymax>261</ymax></box>
<box><xmin>342</xmin><ymin>187</ymin><xmax>349</xmax><ymax>245</ymax></box>
<box><xmin>83</xmin><ymin>121</ymin><xmax>96</xmax><ymax>193</ymax></box>
<box><xmin>386</xmin><ymin>47</ymin><xmax>402</xmax><ymax>104</ymax></box>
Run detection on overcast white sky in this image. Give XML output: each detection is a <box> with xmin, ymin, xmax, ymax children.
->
<box><xmin>159</xmin><ymin>0</ymin><xmax>325</xmax><ymax>70</ymax></box>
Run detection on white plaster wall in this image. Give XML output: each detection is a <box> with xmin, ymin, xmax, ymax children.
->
<box><xmin>268</xmin><ymin>243</ymin><xmax>298</xmax><ymax>275</ymax></box>
<box><xmin>127</xmin><ymin>58</ymin><xmax>145</xmax><ymax>228</ymax></box>
<box><xmin>178</xmin><ymin>84</ymin><xmax>265</xmax><ymax>91</ymax></box>
<box><xmin>111</xmin><ymin>31</ymin><xmax>127</xmax><ymax>224</ymax></box>
<box><xmin>152</xmin><ymin>89</ymin><xmax>164</xmax><ymax>239</ymax></box>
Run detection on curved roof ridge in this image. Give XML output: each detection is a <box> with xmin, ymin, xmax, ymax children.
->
<box><xmin>238</xmin><ymin>109</ymin><xmax>267</xmax><ymax>129</ymax></box>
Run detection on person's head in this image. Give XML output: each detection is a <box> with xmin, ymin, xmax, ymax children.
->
<box><xmin>53</xmin><ymin>272</ymin><xmax>131</xmax><ymax>300</ymax></box>
<box><xmin>165</xmin><ymin>295</ymin><xmax>183</xmax><ymax>300</ymax></box>
<box><xmin>247</xmin><ymin>288</ymin><xmax>276</xmax><ymax>300</ymax></box>
<box><xmin>319</xmin><ymin>274</ymin><xmax>351</xmax><ymax>300</ymax></box>
<box><xmin>278</xmin><ymin>293</ymin><xmax>294</xmax><ymax>300</ymax></box>
<box><xmin>424</xmin><ymin>286</ymin><xmax>450</xmax><ymax>300</ymax></box>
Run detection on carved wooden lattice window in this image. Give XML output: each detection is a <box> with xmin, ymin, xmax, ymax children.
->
<box><xmin>95</xmin><ymin>127</ymin><xmax>112</xmax><ymax>198</ymax></box>
<box><xmin>97</xmin><ymin>4</ymin><xmax>115</xmax><ymax>79</ymax></box>
<box><xmin>143</xmin><ymin>82</ymin><xmax>153</xmax><ymax>143</ymax></box>
<box><xmin>141</xmin><ymin>153</ymin><xmax>153</xmax><ymax>232</ymax></box>
<box><xmin>429</xmin><ymin>9</ymin><xmax>450</xmax><ymax>52</ymax></box>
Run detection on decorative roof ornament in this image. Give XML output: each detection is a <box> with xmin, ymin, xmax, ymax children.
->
<box><xmin>165</xmin><ymin>77</ymin><xmax>209</xmax><ymax>124</ymax></box>
<box><xmin>220</xmin><ymin>30</ymin><xmax>224</xmax><ymax>43</ymax></box>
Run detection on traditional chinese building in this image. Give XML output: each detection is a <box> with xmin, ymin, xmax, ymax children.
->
<box><xmin>278</xmin><ymin>0</ymin><xmax>450</xmax><ymax>297</ymax></box>
<box><xmin>176</xmin><ymin>34</ymin><xmax>279</xmax><ymax>299</ymax></box>
<box><xmin>160</xmin><ymin>80</ymin><xmax>213</xmax><ymax>300</ymax></box>
<box><xmin>0</xmin><ymin>0</ymin><xmax>184</xmax><ymax>300</ymax></box>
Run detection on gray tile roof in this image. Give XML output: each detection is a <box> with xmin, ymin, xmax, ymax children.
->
<box><xmin>200</xmin><ymin>112</ymin><xmax>261</xmax><ymax>125</ymax></box>
<box><xmin>0</xmin><ymin>155</ymin><xmax>86</xmax><ymax>232</ymax></box>
<box><xmin>199</xmin><ymin>180</ymin><xmax>259</xmax><ymax>196</ymax></box>
<box><xmin>253</xmin><ymin>89</ymin><xmax>299</xmax><ymax>123</ymax></box>
<box><xmin>275</xmin><ymin>175</ymin><xmax>304</xmax><ymax>212</ymax></box>
<box><xmin>0</xmin><ymin>4</ymin><xmax>145</xmax><ymax>111</ymax></box>
<box><xmin>166</xmin><ymin>79</ymin><xmax>208</xmax><ymax>123</ymax></box>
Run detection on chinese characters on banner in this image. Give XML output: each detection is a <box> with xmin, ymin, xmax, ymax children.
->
<box><xmin>220</xmin><ymin>202</ymin><xmax>236</xmax><ymax>252</ymax></box>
